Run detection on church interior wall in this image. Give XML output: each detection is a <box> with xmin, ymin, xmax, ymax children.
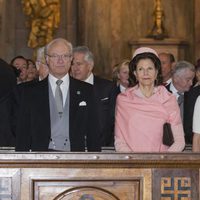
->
<box><xmin>0</xmin><ymin>0</ymin><xmax>197</xmax><ymax>78</ymax></box>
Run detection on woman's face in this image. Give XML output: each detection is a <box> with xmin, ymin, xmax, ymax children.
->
<box><xmin>118</xmin><ymin>63</ymin><xmax>129</xmax><ymax>87</ymax></box>
<box><xmin>13</xmin><ymin>58</ymin><xmax>28</xmax><ymax>82</ymax></box>
<box><xmin>134</xmin><ymin>58</ymin><xmax>158</xmax><ymax>87</ymax></box>
<box><xmin>27</xmin><ymin>61</ymin><xmax>38</xmax><ymax>80</ymax></box>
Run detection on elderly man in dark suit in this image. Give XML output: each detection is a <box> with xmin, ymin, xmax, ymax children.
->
<box><xmin>0</xmin><ymin>58</ymin><xmax>16</xmax><ymax>147</ymax></box>
<box><xmin>14</xmin><ymin>38</ymin><xmax>101</xmax><ymax>152</ymax></box>
<box><xmin>71</xmin><ymin>46</ymin><xmax>116</xmax><ymax>147</ymax></box>
<box><xmin>165</xmin><ymin>60</ymin><xmax>195</xmax><ymax>144</ymax></box>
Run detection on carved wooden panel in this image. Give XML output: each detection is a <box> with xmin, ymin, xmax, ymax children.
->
<box><xmin>53</xmin><ymin>186</ymin><xmax>120</xmax><ymax>200</ymax></box>
<box><xmin>20</xmin><ymin>168</ymin><xmax>151</xmax><ymax>200</ymax></box>
<box><xmin>2</xmin><ymin>153</ymin><xmax>200</xmax><ymax>199</ymax></box>
<box><xmin>152</xmin><ymin>169</ymin><xmax>199</xmax><ymax>200</ymax></box>
<box><xmin>33</xmin><ymin>180</ymin><xmax>140</xmax><ymax>200</ymax></box>
<box><xmin>0</xmin><ymin>169</ymin><xmax>20</xmax><ymax>200</ymax></box>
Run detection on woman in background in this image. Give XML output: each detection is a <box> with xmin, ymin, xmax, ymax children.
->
<box><xmin>114</xmin><ymin>47</ymin><xmax>185</xmax><ymax>152</ymax></box>
<box><xmin>112</xmin><ymin>59</ymin><xmax>130</xmax><ymax>94</ymax></box>
<box><xmin>26</xmin><ymin>59</ymin><xmax>38</xmax><ymax>81</ymax></box>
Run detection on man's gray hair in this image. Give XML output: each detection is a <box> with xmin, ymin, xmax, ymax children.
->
<box><xmin>172</xmin><ymin>60</ymin><xmax>195</xmax><ymax>75</ymax></box>
<box><xmin>73</xmin><ymin>46</ymin><xmax>94</xmax><ymax>64</ymax></box>
<box><xmin>45</xmin><ymin>38</ymin><xmax>73</xmax><ymax>55</ymax></box>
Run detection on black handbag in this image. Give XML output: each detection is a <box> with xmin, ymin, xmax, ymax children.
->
<box><xmin>163</xmin><ymin>122</ymin><xmax>174</xmax><ymax>146</ymax></box>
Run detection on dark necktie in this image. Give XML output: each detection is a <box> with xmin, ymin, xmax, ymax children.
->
<box><xmin>55</xmin><ymin>80</ymin><xmax>63</xmax><ymax>116</ymax></box>
<box><xmin>177</xmin><ymin>92</ymin><xmax>184</xmax><ymax>120</ymax></box>
<box><xmin>177</xmin><ymin>92</ymin><xmax>184</xmax><ymax>106</ymax></box>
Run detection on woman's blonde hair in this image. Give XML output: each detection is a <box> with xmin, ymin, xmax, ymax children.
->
<box><xmin>112</xmin><ymin>59</ymin><xmax>130</xmax><ymax>84</ymax></box>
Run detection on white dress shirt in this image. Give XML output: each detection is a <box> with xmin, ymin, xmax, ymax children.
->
<box><xmin>119</xmin><ymin>84</ymin><xmax>126</xmax><ymax>93</ymax></box>
<box><xmin>48</xmin><ymin>73</ymin><xmax>69</xmax><ymax>107</ymax></box>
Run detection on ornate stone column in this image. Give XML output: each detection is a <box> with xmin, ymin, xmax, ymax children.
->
<box><xmin>194</xmin><ymin>0</ymin><xmax>200</xmax><ymax>62</ymax></box>
<box><xmin>65</xmin><ymin>0</ymin><xmax>78</xmax><ymax>45</ymax></box>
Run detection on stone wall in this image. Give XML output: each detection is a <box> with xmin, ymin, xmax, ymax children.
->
<box><xmin>0</xmin><ymin>0</ymin><xmax>197</xmax><ymax>77</ymax></box>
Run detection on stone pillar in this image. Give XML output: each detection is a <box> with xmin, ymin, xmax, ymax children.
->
<box><xmin>56</xmin><ymin>0</ymin><xmax>78</xmax><ymax>45</ymax></box>
<box><xmin>194</xmin><ymin>0</ymin><xmax>200</xmax><ymax>62</ymax></box>
<box><xmin>66</xmin><ymin>0</ymin><xmax>78</xmax><ymax>45</ymax></box>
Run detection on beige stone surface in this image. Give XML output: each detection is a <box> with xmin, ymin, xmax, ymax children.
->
<box><xmin>0</xmin><ymin>0</ymin><xmax>198</xmax><ymax>77</ymax></box>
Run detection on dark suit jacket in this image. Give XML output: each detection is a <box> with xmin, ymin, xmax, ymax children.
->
<box><xmin>93</xmin><ymin>76</ymin><xmax>116</xmax><ymax>147</ymax></box>
<box><xmin>184</xmin><ymin>85</ymin><xmax>200</xmax><ymax>144</ymax></box>
<box><xmin>0</xmin><ymin>59</ymin><xmax>16</xmax><ymax>147</ymax></box>
<box><xmin>14</xmin><ymin>76</ymin><xmax>101</xmax><ymax>152</ymax></box>
<box><xmin>113</xmin><ymin>86</ymin><xmax>121</xmax><ymax>97</ymax></box>
<box><xmin>166</xmin><ymin>83</ymin><xmax>194</xmax><ymax>144</ymax></box>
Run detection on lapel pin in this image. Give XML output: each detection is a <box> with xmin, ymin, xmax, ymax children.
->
<box><xmin>76</xmin><ymin>91</ymin><xmax>81</xmax><ymax>95</ymax></box>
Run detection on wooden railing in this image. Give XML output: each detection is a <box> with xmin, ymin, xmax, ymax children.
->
<box><xmin>0</xmin><ymin>151</ymin><xmax>198</xmax><ymax>199</ymax></box>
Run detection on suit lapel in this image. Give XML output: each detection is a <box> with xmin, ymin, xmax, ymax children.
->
<box><xmin>69</xmin><ymin>77</ymin><xmax>81</xmax><ymax>132</ymax></box>
<box><xmin>35</xmin><ymin>78</ymin><xmax>51</xmax><ymax>140</ymax></box>
<box><xmin>165</xmin><ymin>83</ymin><xmax>172</xmax><ymax>93</ymax></box>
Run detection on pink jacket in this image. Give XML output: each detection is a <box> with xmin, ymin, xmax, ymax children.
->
<box><xmin>114</xmin><ymin>85</ymin><xmax>185</xmax><ymax>152</ymax></box>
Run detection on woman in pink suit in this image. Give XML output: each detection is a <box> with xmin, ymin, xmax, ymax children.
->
<box><xmin>114</xmin><ymin>47</ymin><xmax>185</xmax><ymax>152</ymax></box>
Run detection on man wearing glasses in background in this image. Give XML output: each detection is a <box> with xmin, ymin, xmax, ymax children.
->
<box><xmin>14</xmin><ymin>38</ymin><xmax>101</xmax><ymax>152</ymax></box>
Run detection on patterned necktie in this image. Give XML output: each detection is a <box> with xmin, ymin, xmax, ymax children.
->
<box><xmin>55</xmin><ymin>79</ymin><xmax>63</xmax><ymax>116</ymax></box>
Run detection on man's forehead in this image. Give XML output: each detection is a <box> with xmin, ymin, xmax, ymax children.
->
<box><xmin>14</xmin><ymin>58</ymin><xmax>26</xmax><ymax>63</ymax></box>
<box><xmin>48</xmin><ymin>43</ymin><xmax>70</xmax><ymax>53</ymax></box>
<box><xmin>160</xmin><ymin>55</ymin><xmax>170</xmax><ymax>61</ymax></box>
<box><xmin>73</xmin><ymin>53</ymin><xmax>87</xmax><ymax>62</ymax></box>
<box><xmin>74</xmin><ymin>52</ymin><xmax>85</xmax><ymax>57</ymax></box>
<box><xmin>177</xmin><ymin>68</ymin><xmax>195</xmax><ymax>77</ymax></box>
<box><xmin>14</xmin><ymin>60</ymin><xmax>27</xmax><ymax>67</ymax></box>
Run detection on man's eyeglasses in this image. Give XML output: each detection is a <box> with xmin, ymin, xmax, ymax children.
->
<box><xmin>47</xmin><ymin>54</ymin><xmax>72</xmax><ymax>61</ymax></box>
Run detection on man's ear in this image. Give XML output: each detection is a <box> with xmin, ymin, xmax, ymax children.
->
<box><xmin>45</xmin><ymin>55</ymin><xmax>49</xmax><ymax>66</ymax></box>
<box><xmin>88</xmin><ymin>62</ymin><xmax>94</xmax><ymax>72</ymax></box>
<box><xmin>70</xmin><ymin>55</ymin><xmax>73</xmax><ymax>63</ymax></box>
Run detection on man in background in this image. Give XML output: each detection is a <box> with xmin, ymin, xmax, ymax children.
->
<box><xmin>10</xmin><ymin>56</ymin><xmax>28</xmax><ymax>84</ymax></box>
<box><xmin>71</xmin><ymin>46</ymin><xmax>116</xmax><ymax>147</ymax></box>
<box><xmin>14</xmin><ymin>38</ymin><xmax>101</xmax><ymax>152</ymax></box>
<box><xmin>159</xmin><ymin>52</ymin><xmax>175</xmax><ymax>86</ymax></box>
<box><xmin>35</xmin><ymin>46</ymin><xmax>49</xmax><ymax>81</ymax></box>
<box><xmin>166</xmin><ymin>60</ymin><xmax>195</xmax><ymax>144</ymax></box>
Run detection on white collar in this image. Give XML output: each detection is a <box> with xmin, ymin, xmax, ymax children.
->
<box><xmin>166</xmin><ymin>78</ymin><xmax>172</xmax><ymax>85</ymax></box>
<box><xmin>119</xmin><ymin>84</ymin><xmax>126</xmax><ymax>93</ymax></box>
<box><xmin>84</xmin><ymin>73</ymin><xmax>94</xmax><ymax>85</ymax></box>
<box><xmin>48</xmin><ymin>73</ymin><xmax>69</xmax><ymax>85</ymax></box>
<box><xmin>170</xmin><ymin>82</ymin><xmax>183</xmax><ymax>99</ymax></box>
<box><xmin>48</xmin><ymin>73</ymin><xmax>69</xmax><ymax>106</ymax></box>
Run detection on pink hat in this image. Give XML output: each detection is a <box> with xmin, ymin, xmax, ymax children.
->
<box><xmin>132</xmin><ymin>47</ymin><xmax>158</xmax><ymax>58</ymax></box>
